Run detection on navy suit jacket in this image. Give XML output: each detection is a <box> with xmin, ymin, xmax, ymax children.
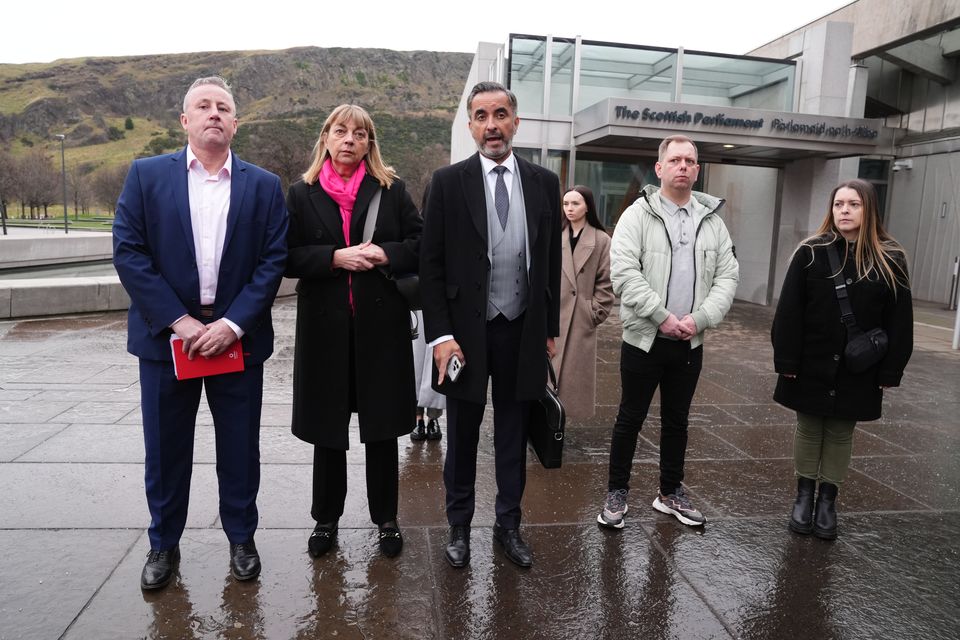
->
<box><xmin>113</xmin><ymin>147</ymin><xmax>288</xmax><ymax>364</ymax></box>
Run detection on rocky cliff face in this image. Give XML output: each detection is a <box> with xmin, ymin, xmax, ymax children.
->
<box><xmin>0</xmin><ymin>46</ymin><xmax>472</xmax><ymax>145</ymax></box>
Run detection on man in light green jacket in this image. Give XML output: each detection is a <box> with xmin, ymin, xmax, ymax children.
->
<box><xmin>597</xmin><ymin>135</ymin><xmax>738</xmax><ymax>530</ymax></box>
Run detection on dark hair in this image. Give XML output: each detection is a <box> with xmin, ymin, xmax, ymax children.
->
<box><xmin>804</xmin><ymin>178</ymin><xmax>909</xmax><ymax>292</ymax></box>
<box><xmin>466</xmin><ymin>81</ymin><xmax>518</xmax><ymax>116</ymax></box>
<box><xmin>563</xmin><ymin>185</ymin><xmax>606</xmax><ymax>232</ymax></box>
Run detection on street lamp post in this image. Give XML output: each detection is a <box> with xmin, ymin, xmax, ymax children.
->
<box><xmin>55</xmin><ymin>134</ymin><xmax>68</xmax><ymax>234</ymax></box>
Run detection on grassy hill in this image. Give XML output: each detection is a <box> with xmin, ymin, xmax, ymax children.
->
<box><xmin>0</xmin><ymin>46</ymin><xmax>473</xmax><ymax>211</ymax></box>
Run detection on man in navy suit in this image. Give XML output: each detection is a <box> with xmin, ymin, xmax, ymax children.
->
<box><xmin>420</xmin><ymin>81</ymin><xmax>561</xmax><ymax>569</ymax></box>
<box><xmin>113</xmin><ymin>76</ymin><xmax>287</xmax><ymax>590</ymax></box>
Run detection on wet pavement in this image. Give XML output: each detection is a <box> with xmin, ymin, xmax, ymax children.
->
<box><xmin>0</xmin><ymin>298</ymin><xmax>958</xmax><ymax>639</ymax></box>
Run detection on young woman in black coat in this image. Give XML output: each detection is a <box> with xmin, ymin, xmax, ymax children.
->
<box><xmin>772</xmin><ymin>179</ymin><xmax>913</xmax><ymax>539</ymax></box>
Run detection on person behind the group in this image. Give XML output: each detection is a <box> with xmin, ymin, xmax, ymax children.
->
<box><xmin>411</xmin><ymin>190</ymin><xmax>446</xmax><ymax>443</ymax></box>
<box><xmin>420</xmin><ymin>81</ymin><xmax>562</xmax><ymax>569</ymax></box>
<box><xmin>411</xmin><ymin>311</ymin><xmax>446</xmax><ymax>442</ymax></box>
<box><xmin>552</xmin><ymin>185</ymin><xmax>615</xmax><ymax>421</ymax></box>
<box><xmin>772</xmin><ymin>178</ymin><xmax>912</xmax><ymax>540</ymax></box>
<box><xmin>597</xmin><ymin>134</ymin><xmax>738</xmax><ymax>530</ymax></box>
<box><xmin>285</xmin><ymin>104</ymin><xmax>421</xmax><ymax>559</ymax></box>
<box><xmin>113</xmin><ymin>76</ymin><xmax>288</xmax><ymax>590</ymax></box>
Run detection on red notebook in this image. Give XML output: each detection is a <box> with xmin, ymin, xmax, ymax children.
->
<box><xmin>170</xmin><ymin>336</ymin><xmax>245</xmax><ymax>380</ymax></box>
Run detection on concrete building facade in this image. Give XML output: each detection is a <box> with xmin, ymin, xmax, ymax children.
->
<box><xmin>451</xmin><ymin>0</ymin><xmax>960</xmax><ymax>306</ymax></box>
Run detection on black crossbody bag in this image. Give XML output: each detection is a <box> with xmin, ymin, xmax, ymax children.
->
<box><xmin>826</xmin><ymin>243</ymin><xmax>888</xmax><ymax>373</ymax></box>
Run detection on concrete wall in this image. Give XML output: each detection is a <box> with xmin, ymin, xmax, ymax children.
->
<box><xmin>705</xmin><ymin>165</ymin><xmax>780</xmax><ymax>305</ymax></box>
<box><xmin>0</xmin><ymin>233</ymin><xmax>113</xmax><ymax>270</ymax></box>
<box><xmin>770</xmin><ymin>157</ymin><xmax>860</xmax><ymax>300</ymax></box>
<box><xmin>451</xmin><ymin>43</ymin><xmax>504</xmax><ymax>163</ymax></box>
<box><xmin>0</xmin><ymin>277</ymin><xmax>130</xmax><ymax>319</ymax></box>
<box><xmin>0</xmin><ymin>277</ymin><xmax>298</xmax><ymax>320</ymax></box>
<box><xmin>749</xmin><ymin>0</ymin><xmax>960</xmax><ymax>59</ymax></box>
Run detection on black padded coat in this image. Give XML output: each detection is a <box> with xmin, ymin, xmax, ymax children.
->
<box><xmin>771</xmin><ymin>236</ymin><xmax>913</xmax><ymax>421</ymax></box>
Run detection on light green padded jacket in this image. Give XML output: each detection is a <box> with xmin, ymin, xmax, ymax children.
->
<box><xmin>610</xmin><ymin>184</ymin><xmax>739</xmax><ymax>352</ymax></box>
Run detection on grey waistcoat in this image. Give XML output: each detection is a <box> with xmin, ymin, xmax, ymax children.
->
<box><xmin>483</xmin><ymin>169</ymin><xmax>529</xmax><ymax>321</ymax></box>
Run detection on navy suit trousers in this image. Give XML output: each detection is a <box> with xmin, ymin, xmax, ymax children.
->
<box><xmin>139</xmin><ymin>359</ymin><xmax>263</xmax><ymax>550</ymax></box>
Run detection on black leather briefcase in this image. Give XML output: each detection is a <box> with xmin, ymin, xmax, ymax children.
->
<box><xmin>528</xmin><ymin>359</ymin><xmax>565</xmax><ymax>469</ymax></box>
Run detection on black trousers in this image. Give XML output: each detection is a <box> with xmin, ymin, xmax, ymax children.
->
<box><xmin>444</xmin><ymin>313</ymin><xmax>528</xmax><ymax>529</ymax></box>
<box><xmin>311</xmin><ymin>440</ymin><xmax>399</xmax><ymax>525</ymax></box>
<box><xmin>608</xmin><ymin>338</ymin><xmax>703</xmax><ymax>496</ymax></box>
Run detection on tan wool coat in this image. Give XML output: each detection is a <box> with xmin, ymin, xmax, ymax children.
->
<box><xmin>553</xmin><ymin>224</ymin><xmax>615</xmax><ymax>420</ymax></box>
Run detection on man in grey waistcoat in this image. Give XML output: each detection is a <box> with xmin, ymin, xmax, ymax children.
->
<box><xmin>420</xmin><ymin>81</ymin><xmax>562</xmax><ymax>568</ymax></box>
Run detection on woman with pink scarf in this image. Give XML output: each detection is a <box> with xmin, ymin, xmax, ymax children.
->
<box><xmin>285</xmin><ymin>105</ymin><xmax>421</xmax><ymax>559</ymax></box>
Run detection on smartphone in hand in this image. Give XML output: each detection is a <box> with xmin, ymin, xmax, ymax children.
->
<box><xmin>446</xmin><ymin>354</ymin><xmax>464</xmax><ymax>383</ymax></box>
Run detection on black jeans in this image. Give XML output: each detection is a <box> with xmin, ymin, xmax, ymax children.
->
<box><xmin>608</xmin><ymin>338</ymin><xmax>703</xmax><ymax>496</ymax></box>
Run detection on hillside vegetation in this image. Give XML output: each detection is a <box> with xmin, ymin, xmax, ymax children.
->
<box><xmin>0</xmin><ymin>46</ymin><xmax>472</xmax><ymax>213</ymax></box>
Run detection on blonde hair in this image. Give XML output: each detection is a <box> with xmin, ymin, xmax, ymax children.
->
<box><xmin>302</xmin><ymin>104</ymin><xmax>395</xmax><ymax>188</ymax></box>
<box><xmin>803</xmin><ymin>179</ymin><xmax>910</xmax><ymax>294</ymax></box>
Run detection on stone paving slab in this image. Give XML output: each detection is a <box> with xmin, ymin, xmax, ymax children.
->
<box><xmin>0</xmin><ymin>529</ymin><xmax>141</xmax><ymax>640</ymax></box>
<box><xmin>0</xmin><ymin>298</ymin><xmax>958</xmax><ymax>639</ymax></box>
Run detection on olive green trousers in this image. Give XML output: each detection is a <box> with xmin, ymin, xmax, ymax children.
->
<box><xmin>793</xmin><ymin>412</ymin><xmax>857</xmax><ymax>485</ymax></box>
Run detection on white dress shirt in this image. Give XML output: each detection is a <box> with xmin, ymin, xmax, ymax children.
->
<box><xmin>178</xmin><ymin>146</ymin><xmax>242</xmax><ymax>338</ymax></box>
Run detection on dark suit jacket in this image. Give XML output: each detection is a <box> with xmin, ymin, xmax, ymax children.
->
<box><xmin>285</xmin><ymin>175</ymin><xmax>421</xmax><ymax>448</ymax></box>
<box><xmin>420</xmin><ymin>153</ymin><xmax>561</xmax><ymax>404</ymax></box>
<box><xmin>113</xmin><ymin>147</ymin><xmax>288</xmax><ymax>364</ymax></box>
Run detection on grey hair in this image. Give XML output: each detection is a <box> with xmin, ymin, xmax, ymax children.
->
<box><xmin>182</xmin><ymin>76</ymin><xmax>235</xmax><ymax>113</ymax></box>
<box><xmin>466</xmin><ymin>81</ymin><xmax>518</xmax><ymax>117</ymax></box>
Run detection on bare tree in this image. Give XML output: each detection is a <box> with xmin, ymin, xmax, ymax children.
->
<box><xmin>92</xmin><ymin>162</ymin><xmax>131</xmax><ymax>211</ymax></box>
<box><xmin>69</xmin><ymin>162</ymin><xmax>96</xmax><ymax>217</ymax></box>
<box><xmin>394</xmin><ymin>143</ymin><xmax>449</xmax><ymax>210</ymax></box>
<box><xmin>234</xmin><ymin>121</ymin><xmax>310</xmax><ymax>193</ymax></box>
<box><xmin>0</xmin><ymin>150</ymin><xmax>15</xmax><ymax>233</ymax></box>
<box><xmin>17</xmin><ymin>150</ymin><xmax>59</xmax><ymax>218</ymax></box>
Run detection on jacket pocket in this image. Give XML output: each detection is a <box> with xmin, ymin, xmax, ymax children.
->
<box><xmin>446</xmin><ymin>284</ymin><xmax>459</xmax><ymax>300</ymax></box>
<box><xmin>699</xmin><ymin>249</ymin><xmax>717</xmax><ymax>279</ymax></box>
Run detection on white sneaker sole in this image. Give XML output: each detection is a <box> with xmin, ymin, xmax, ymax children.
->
<box><xmin>652</xmin><ymin>497</ymin><xmax>706</xmax><ymax>526</ymax></box>
<box><xmin>596</xmin><ymin>504</ymin><xmax>628</xmax><ymax>529</ymax></box>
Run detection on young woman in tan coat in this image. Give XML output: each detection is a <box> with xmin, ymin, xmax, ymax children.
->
<box><xmin>553</xmin><ymin>185</ymin><xmax>615</xmax><ymax>420</ymax></box>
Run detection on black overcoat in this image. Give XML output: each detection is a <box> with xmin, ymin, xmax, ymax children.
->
<box><xmin>419</xmin><ymin>153</ymin><xmax>562</xmax><ymax>404</ymax></box>
<box><xmin>771</xmin><ymin>236</ymin><xmax>913</xmax><ymax>421</ymax></box>
<box><xmin>286</xmin><ymin>175</ymin><xmax>421</xmax><ymax>448</ymax></box>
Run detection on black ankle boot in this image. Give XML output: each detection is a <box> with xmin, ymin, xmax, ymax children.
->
<box><xmin>813</xmin><ymin>482</ymin><xmax>838</xmax><ymax>540</ymax></box>
<box><xmin>789</xmin><ymin>477</ymin><xmax>816</xmax><ymax>535</ymax></box>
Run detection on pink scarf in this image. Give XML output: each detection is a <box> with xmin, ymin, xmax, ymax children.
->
<box><xmin>318</xmin><ymin>158</ymin><xmax>367</xmax><ymax>312</ymax></box>
<box><xmin>318</xmin><ymin>158</ymin><xmax>367</xmax><ymax>245</ymax></box>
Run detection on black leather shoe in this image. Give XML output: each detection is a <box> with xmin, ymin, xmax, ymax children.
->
<box><xmin>410</xmin><ymin>419</ymin><xmax>427</xmax><ymax>442</ymax></box>
<box><xmin>813</xmin><ymin>482</ymin><xmax>839</xmax><ymax>540</ymax></box>
<box><xmin>445</xmin><ymin>525</ymin><xmax>470</xmax><ymax>568</ymax></box>
<box><xmin>141</xmin><ymin>545</ymin><xmax>180</xmax><ymax>590</ymax></box>
<box><xmin>426</xmin><ymin>418</ymin><xmax>442</xmax><ymax>441</ymax></box>
<box><xmin>493</xmin><ymin>524</ymin><xmax>532</xmax><ymax>568</ymax></box>
<box><xmin>378</xmin><ymin>520</ymin><xmax>404</xmax><ymax>558</ymax></box>
<box><xmin>789</xmin><ymin>477</ymin><xmax>816</xmax><ymax>535</ymax></box>
<box><xmin>230</xmin><ymin>541</ymin><xmax>261</xmax><ymax>581</ymax></box>
<box><xmin>308</xmin><ymin>521</ymin><xmax>338</xmax><ymax>558</ymax></box>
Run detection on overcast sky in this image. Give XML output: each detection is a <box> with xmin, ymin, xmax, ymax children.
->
<box><xmin>3</xmin><ymin>0</ymin><xmax>853</xmax><ymax>64</ymax></box>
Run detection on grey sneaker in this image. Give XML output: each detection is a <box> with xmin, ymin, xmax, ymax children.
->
<box><xmin>652</xmin><ymin>486</ymin><xmax>706</xmax><ymax>526</ymax></box>
<box><xmin>597</xmin><ymin>489</ymin><xmax>629</xmax><ymax>529</ymax></box>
